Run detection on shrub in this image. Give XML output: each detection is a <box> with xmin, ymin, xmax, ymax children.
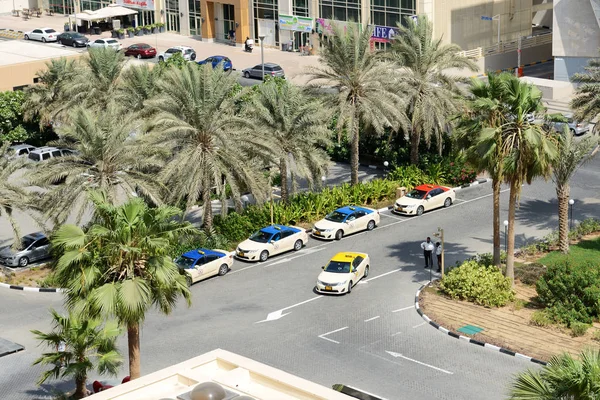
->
<box><xmin>39</xmin><ymin>271</ymin><xmax>60</xmax><ymax>288</ymax></box>
<box><xmin>387</xmin><ymin>165</ymin><xmax>429</xmax><ymax>190</ymax></box>
<box><xmin>574</xmin><ymin>218</ymin><xmax>600</xmax><ymax>237</ymax></box>
<box><xmin>439</xmin><ymin>260</ymin><xmax>515</xmax><ymax>307</ymax></box>
<box><xmin>515</xmin><ymin>263</ymin><xmax>546</xmax><ymax>286</ymax></box>
<box><xmin>530</xmin><ymin>310</ymin><xmax>552</xmax><ymax>327</ymax></box>
<box><xmin>592</xmin><ymin>330</ymin><xmax>600</xmax><ymax>342</ymax></box>
<box><xmin>442</xmin><ymin>159</ymin><xmax>477</xmax><ymax>187</ymax></box>
<box><xmin>536</xmin><ymin>260</ymin><xmax>600</xmax><ymax>326</ymax></box>
<box><xmin>570</xmin><ymin>322</ymin><xmax>591</xmax><ymax>337</ymax></box>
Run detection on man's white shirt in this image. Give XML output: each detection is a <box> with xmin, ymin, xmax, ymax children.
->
<box><xmin>421</xmin><ymin>241</ymin><xmax>435</xmax><ymax>251</ymax></box>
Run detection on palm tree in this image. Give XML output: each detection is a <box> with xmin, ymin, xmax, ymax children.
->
<box><xmin>31</xmin><ymin>309</ymin><xmax>122</xmax><ymax>399</ymax></box>
<box><xmin>390</xmin><ymin>15</ymin><xmax>478</xmax><ymax>165</ymax></box>
<box><xmin>23</xmin><ymin>57</ymin><xmax>78</xmax><ymax>127</ymax></box>
<box><xmin>509</xmin><ymin>349</ymin><xmax>600</xmax><ymax>399</ymax></box>
<box><xmin>246</xmin><ymin>79</ymin><xmax>331</xmax><ymax>202</ymax></box>
<box><xmin>551</xmin><ymin>127</ymin><xmax>599</xmax><ymax>253</ymax></box>
<box><xmin>456</xmin><ymin>72</ymin><xmax>512</xmax><ymax>267</ymax></box>
<box><xmin>0</xmin><ymin>142</ymin><xmax>42</xmax><ymax>243</ymax></box>
<box><xmin>499</xmin><ymin>77</ymin><xmax>557</xmax><ymax>285</ymax></box>
<box><xmin>144</xmin><ymin>63</ymin><xmax>271</xmax><ymax>229</ymax></box>
<box><xmin>571</xmin><ymin>56</ymin><xmax>600</xmax><ymax>132</ymax></box>
<box><xmin>115</xmin><ymin>64</ymin><xmax>162</xmax><ymax>115</ymax></box>
<box><xmin>28</xmin><ymin>103</ymin><xmax>163</xmax><ymax>225</ymax></box>
<box><xmin>51</xmin><ymin>191</ymin><xmax>196</xmax><ymax>379</ymax></box>
<box><xmin>305</xmin><ymin>22</ymin><xmax>405</xmax><ymax>185</ymax></box>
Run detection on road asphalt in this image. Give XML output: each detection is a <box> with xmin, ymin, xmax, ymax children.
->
<box><xmin>1</xmin><ymin>153</ymin><xmax>599</xmax><ymax>400</ymax></box>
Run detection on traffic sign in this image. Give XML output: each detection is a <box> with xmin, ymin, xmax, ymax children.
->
<box><xmin>481</xmin><ymin>16</ymin><xmax>493</xmax><ymax>21</ymax></box>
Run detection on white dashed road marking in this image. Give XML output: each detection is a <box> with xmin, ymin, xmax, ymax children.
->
<box><xmin>318</xmin><ymin>326</ymin><xmax>349</xmax><ymax>344</ymax></box>
<box><xmin>412</xmin><ymin>322</ymin><xmax>426</xmax><ymax>328</ymax></box>
<box><xmin>392</xmin><ymin>306</ymin><xmax>413</xmax><ymax>313</ymax></box>
<box><xmin>364</xmin><ymin>316</ymin><xmax>380</xmax><ymax>322</ymax></box>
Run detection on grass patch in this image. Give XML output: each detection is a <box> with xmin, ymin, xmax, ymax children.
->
<box><xmin>538</xmin><ymin>236</ymin><xmax>600</xmax><ymax>268</ymax></box>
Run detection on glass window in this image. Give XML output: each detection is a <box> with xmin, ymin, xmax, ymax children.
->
<box><xmin>42</xmin><ymin>153</ymin><xmax>50</xmax><ymax>160</ymax></box>
<box><xmin>293</xmin><ymin>0</ymin><xmax>309</xmax><ymax>17</ymax></box>
<box><xmin>320</xmin><ymin>0</ymin><xmax>360</xmax><ymax>22</ymax></box>
<box><xmin>28</xmin><ymin>153</ymin><xmax>41</xmax><ymax>161</ymax></box>
<box><xmin>51</xmin><ymin>150</ymin><xmax>61</xmax><ymax>157</ymax></box>
<box><xmin>371</xmin><ymin>0</ymin><xmax>416</xmax><ymax>30</ymax></box>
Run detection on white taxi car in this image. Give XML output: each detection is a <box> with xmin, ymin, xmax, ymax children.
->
<box><xmin>393</xmin><ymin>184</ymin><xmax>456</xmax><ymax>216</ymax></box>
<box><xmin>175</xmin><ymin>248</ymin><xmax>233</xmax><ymax>286</ymax></box>
<box><xmin>316</xmin><ymin>252</ymin><xmax>370</xmax><ymax>295</ymax></box>
<box><xmin>236</xmin><ymin>224</ymin><xmax>308</xmax><ymax>262</ymax></box>
<box><xmin>312</xmin><ymin>206</ymin><xmax>380</xmax><ymax>240</ymax></box>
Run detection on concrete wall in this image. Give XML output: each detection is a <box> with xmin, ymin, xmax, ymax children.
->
<box><xmin>0</xmin><ymin>55</ymin><xmax>81</xmax><ymax>91</ymax></box>
<box><xmin>432</xmin><ymin>0</ymin><xmax>532</xmax><ymax>51</ymax></box>
<box><xmin>554</xmin><ymin>56</ymin><xmax>593</xmax><ymax>82</ymax></box>
<box><xmin>0</xmin><ymin>0</ymin><xmax>31</xmax><ymax>14</ymax></box>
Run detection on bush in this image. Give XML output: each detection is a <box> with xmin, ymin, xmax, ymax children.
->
<box><xmin>39</xmin><ymin>271</ymin><xmax>61</xmax><ymax>288</ymax></box>
<box><xmin>592</xmin><ymin>330</ymin><xmax>600</xmax><ymax>342</ymax></box>
<box><xmin>515</xmin><ymin>263</ymin><xmax>546</xmax><ymax>286</ymax></box>
<box><xmin>439</xmin><ymin>260</ymin><xmax>515</xmax><ymax>307</ymax></box>
<box><xmin>536</xmin><ymin>260</ymin><xmax>600</xmax><ymax>326</ymax></box>
<box><xmin>442</xmin><ymin>159</ymin><xmax>477</xmax><ymax>187</ymax></box>
<box><xmin>570</xmin><ymin>322</ymin><xmax>591</xmax><ymax>337</ymax></box>
<box><xmin>387</xmin><ymin>165</ymin><xmax>429</xmax><ymax>190</ymax></box>
<box><xmin>530</xmin><ymin>310</ymin><xmax>552</xmax><ymax>327</ymax></box>
<box><xmin>574</xmin><ymin>218</ymin><xmax>600</xmax><ymax>237</ymax></box>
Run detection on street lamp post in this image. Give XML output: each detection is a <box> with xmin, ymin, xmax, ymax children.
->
<box><xmin>503</xmin><ymin>220</ymin><xmax>508</xmax><ymax>255</ymax></box>
<box><xmin>569</xmin><ymin>199</ymin><xmax>575</xmax><ymax>231</ymax></box>
<box><xmin>321</xmin><ymin>175</ymin><xmax>326</xmax><ymax>191</ymax></box>
<box><xmin>259</xmin><ymin>35</ymin><xmax>266</xmax><ymax>80</ymax></box>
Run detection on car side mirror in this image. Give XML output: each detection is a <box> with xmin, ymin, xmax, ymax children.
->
<box><xmin>426</xmin><ymin>195</ymin><xmax>431</xmax><ymax>200</ymax></box>
<box><xmin>270</xmin><ymin>240</ymin><xmax>274</xmax><ymax>244</ymax></box>
<box><xmin>322</xmin><ymin>266</ymin><xmax>325</xmax><ymax>270</ymax></box>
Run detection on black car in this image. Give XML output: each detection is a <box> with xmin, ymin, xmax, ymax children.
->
<box><xmin>57</xmin><ymin>32</ymin><xmax>89</xmax><ymax>47</ymax></box>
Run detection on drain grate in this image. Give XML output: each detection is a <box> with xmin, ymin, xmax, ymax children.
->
<box><xmin>457</xmin><ymin>325</ymin><xmax>484</xmax><ymax>335</ymax></box>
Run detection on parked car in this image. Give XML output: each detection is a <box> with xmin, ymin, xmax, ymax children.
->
<box><xmin>175</xmin><ymin>248</ymin><xmax>234</xmax><ymax>286</ymax></box>
<box><xmin>158</xmin><ymin>46</ymin><xmax>196</xmax><ymax>62</ymax></box>
<box><xmin>236</xmin><ymin>224</ymin><xmax>308</xmax><ymax>262</ymax></box>
<box><xmin>197</xmin><ymin>55</ymin><xmax>232</xmax><ymax>71</ymax></box>
<box><xmin>124</xmin><ymin>43</ymin><xmax>157</xmax><ymax>59</ymax></box>
<box><xmin>8</xmin><ymin>144</ymin><xmax>37</xmax><ymax>158</ymax></box>
<box><xmin>544</xmin><ymin>113</ymin><xmax>590</xmax><ymax>136</ymax></box>
<box><xmin>242</xmin><ymin>63</ymin><xmax>285</xmax><ymax>80</ymax></box>
<box><xmin>312</xmin><ymin>206</ymin><xmax>380</xmax><ymax>241</ymax></box>
<box><xmin>56</xmin><ymin>32</ymin><xmax>89</xmax><ymax>47</ymax></box>
<box><xmin>0</xmin><ymin>232</ymin><xmax>51</xmax><ymax>267</ymax></box>
<box><xmin>87</xmin><ymin>38</ymin><xmax>122</xmax><ymax>51</ymax></box>
<box><xmin>24</xmin><ymin>28</ymin><xmax>58</xmax><ymax>43</ymax></box>
<box><xmin>393</xmin><ymin>184</ymin><xmax>456</xmax><ymax>216</ymax></box>
<box><xmin>27</xmin><ymin>147</ymin><xmax>74</xmax><ymax>162</ymax></box>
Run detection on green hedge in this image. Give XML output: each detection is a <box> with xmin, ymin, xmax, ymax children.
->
<box><xmin>439</xmin><ymin>260</ymin><xmax>515</xmax><ymax>307</ymax></box>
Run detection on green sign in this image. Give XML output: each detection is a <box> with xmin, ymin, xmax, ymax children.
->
<box><xmin>279</xmin><ymin>14</ymin><xmax>314</xmax><ymax>32</ymax></box>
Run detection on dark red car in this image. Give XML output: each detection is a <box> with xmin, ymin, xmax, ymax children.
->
<box><xmin>124</xmin><ymin>43</ymin><xmax>157</xmax><ymax>59</ymax></box>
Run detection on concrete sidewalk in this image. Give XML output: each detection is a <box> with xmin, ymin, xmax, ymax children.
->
<box><xmin>0</xmin><ymin>14</ymin><xmax>318</xmax><ymax>84</ymax></box>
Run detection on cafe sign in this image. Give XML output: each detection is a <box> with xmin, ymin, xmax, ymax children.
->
<box><xmin>116</xmin><ymin>0</ymin><xmax>155</xmax><ymax>11</ymax></box>
<box><xmin>279</xmin><ymin>14</ymin><xmax>313</xmax><ymax>33</ymax></box>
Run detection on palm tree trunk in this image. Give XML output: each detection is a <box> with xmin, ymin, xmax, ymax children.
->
<box><xmin>505</xmin><ymin>180</ymin><xmax>519</xmax><ymax>286</ymax></box>
<box><xmin>556</xmin><ymin>184</ymin><xmax>570</xmax><ymax>254</ymax></box>
<box><xmin>74</xmin><ymin>374</ymin><xmax>88</xmax><ymax>399</ymax></box>
<box><xmin>350</xmin><ymin>117</ymin><xmax>360</xmax><ymax>186</ymax></box>
<box><xmin>410</xmin><ymin>126</ymin><xmax>420</xmax><ymax>165</ymax></box>
<box><xmin>127</xmin><ymin>323</ymin><xmax>141</xmax><ymax>380</ymax></box>
<box><xmin>279</xmin><ymin>157</ymin><xmax>288</xmax><ymax>203</ymax></box>
<box><xmin>202</xmin><ymin>184</ymin><xmax>213</xmax><ymax>231</ymax></box>
<box><xmin>492</xmin><ymin>179</ymin><xmax>501</xmax><ymax>267</ymax></box>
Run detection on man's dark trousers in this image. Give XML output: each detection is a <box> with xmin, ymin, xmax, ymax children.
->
<box><xmin>424</xmin><ymin>250</ymin><xmax>433</xmax><ymax>268</ymax></box>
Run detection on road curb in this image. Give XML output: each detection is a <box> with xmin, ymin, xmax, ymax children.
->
<box><xmin>452</xmin><ymin>178</ymin><xmax>491</xmax><ymax>191</ymax></box>
<box><xmin>414</xmin><ymin>284</ymin><xmax>547</xmax><ymax>366</ymax></box>
<box><xmin>0</xmin><ymin>282</ymin><xmax>64</xmax><ymax>293</ymax></box>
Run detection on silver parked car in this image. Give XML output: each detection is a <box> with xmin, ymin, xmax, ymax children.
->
<box><xmin>0</xmin><ymin>232</ymin><xmax>51</xmax><ymax>267</ymax></box>
<box><xmin>242</xmin><ymin>63</ymin><xmax>285</xmax><ymax>80</ymax></box>
<box><xmin>545</xmin><ymin>113</ymin><xmax>590</xmax><ymax>136</ymax></box>
<box><xmin>8</xmin><ymin>144</ymin><xmax>37</xmax><ymax>158</ymax></box>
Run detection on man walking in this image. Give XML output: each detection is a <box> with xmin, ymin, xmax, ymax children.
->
<box><xmin>421</xmin><ymin>237</ymin><xmax>434</xmax><ymax>268</ymax></box>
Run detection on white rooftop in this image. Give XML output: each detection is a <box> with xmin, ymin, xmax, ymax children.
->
<box><xmin>0</xmin><ymin>40</ymin><xmax>80</xmax><ymax>67</ymax></box>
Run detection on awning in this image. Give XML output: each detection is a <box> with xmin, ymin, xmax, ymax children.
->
<box><xmin>70</xmin><ymin>4</ymin><xmax>137</xmax><ymax>21</ymax></box>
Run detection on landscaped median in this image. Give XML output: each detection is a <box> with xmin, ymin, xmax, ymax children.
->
<box><xmin>417</xmin><ymin>220</ymin><xmax>600</xmax><ymax>363</ymax></box>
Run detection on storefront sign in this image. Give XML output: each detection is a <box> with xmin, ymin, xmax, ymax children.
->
<box><xmin>116</xmin><ymin>0</ymin><xmax>154</xmax><ymax>11</ymax></box>
<box><xmin>279</xmin><ymin>15</ymin><xmax>313</xmax><ymax>33</ymax></box>
<box><xmin>316</xmin><ymin>19</ymin><xmax>359</xmax><ymax>35</ymax></box>
<box><xmin>370</xmin><ymin>25</ymin><xmax>398</xmax><ymax>43</ymax></box>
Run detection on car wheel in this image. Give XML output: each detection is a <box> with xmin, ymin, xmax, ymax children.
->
<box><xmin>570</xmin><ymin>128</ymin><xmax>577</xmax><ymax>136</ymax></box>
<box><xmin>244</xmin><ymin>71</ymin><xmax>250</xmax><ymax>78</ymax></box>
<box><xmin>444</xmin><ymin>197</ymin><xmax>452</xmax><ymax>208</ymax></box>
<box><xmin>293</xmin><ymin>239</ymin><xmax>303</xmax><ymax>251</ymax></box>
<box><xmin>346</xmin><ymin>281</ymin><xmax>352</xmax><ymax>294</ymax></box>
<box><xmin>24</xmin><ymin>35</ymin><xmax>29</xmax><ymax>40</ymax></box>
<box><xmin>42</xmin><ymin>37</ymin><xmax>46</xmax><ymax>43</ymax></box>
<box><xmin>364</xmin><ymin>265</ymin><xmax>369</xmax><ymax>278</ymax></box>
<box><xmin>18</xmin><ymin>257</ymin><xmax>29</xmax><ymax>267</ymax></box>
<box><xmin>416</xmin><ymin>206</ymin><xmax>424</xmax><ymax>216</ymax></box>
<box><xmin>259</xmin><ymin>250</ymin><xmax>269</xmax><ymax>262</ymax></box>
<box><xmin>72</xmin><ymin>42</ymin><xmax>77</xmax><ymax>48</ymax></box>
<box><xmin>158</xmin><ymin>56</ymin><xmax>164</xmax><ymax>62</ymax></box>
<box><xmin>136</xmin><ymin>54</ymin><xmax>142</xmax><ymax>59</ymax></box>
<box><xmin>190</xmin><ymin>53</ymin><xmax>196</xmax><ymax>60</ymax></box>
<box><xmin>218</xmin><ymin>264</ymin><xmax>229</xmax><ymax>276</ymax></box>
<box><xmin>366</xmin><ymin>220</ymin><xmax>375</xmax><ymax>231</ymax></box>
<box><xmin>335</xmin><ymin>230</ymin><xmax>344</xmax><ymax>241</ymax></box>
<box><xmin>185</xmin><ymin>274</ymin><xmax>192</xmax><ymax>287</ymax></box>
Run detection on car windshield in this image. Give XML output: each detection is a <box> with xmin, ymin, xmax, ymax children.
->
<box><xmin>175</xmin><ymin>256</ymin><xmax>196</xmax><ymax>269</ymax></box>
<box><xmin>324</xmin><ymin>261</ymin><xmax>351</xmax><ymax>273</ymax></box>
<box><xmin>45</xmin><ymin>29</ymin><xmax>57</xmax><ymax>33</ymax></box>
<box><xmin>107</xmin><ymin>40</ymin><xmax>118</xmax><ymax>44</ymax></box>
<box><xmin>325</xmin><ymin>211</ymin><xmax>348</xmax><ymax>223</ymax></box>
<box><xmin>72</xmin><ymin>33</ymin><xmax>84</xmax><ymax>39</ymax></box>
<box><xmin>249</xmin><ymin>230</ymin><xmax>272</xmax><ymax>243</ymax></box>
<box><xmin>406</xmin><ymin>189</ymin><xmax>427</xmax><ymax>199</ymax></box>
<box><xmin>21</xmin><ymin>237</ymin><xmax>36</xmax><ymax>249</ymax></box>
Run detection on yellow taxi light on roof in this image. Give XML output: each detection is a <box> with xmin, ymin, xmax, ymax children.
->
<box><xmin>349</xmin><ymin>206</ymin><xmax>356</xmax><ymax>210</ymax></box>
<box><xmin>197</xmin><ymin>250</ymin><xmax>205</xmax><ymax>255</ymax></box>
<box><xmin>273</xmin><ymin>226</ymin><xmax>281</xmax><ymax>230</ymax></box>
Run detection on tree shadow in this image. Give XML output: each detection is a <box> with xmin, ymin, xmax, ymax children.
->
<box><xmin>515</xmin><ymin>198</ymin><xmax>600</xmax><ymax>233</ymax></box>
<box><xmin>24</xmin><ymin>381</ymin><xmax>77</xmax><ymax>399</ymax></box>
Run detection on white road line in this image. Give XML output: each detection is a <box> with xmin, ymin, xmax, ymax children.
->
<box><xmin>364</xmin><ymin>269</ymin><xmax>400</xmax><ymax>282</ymax></box>
<box><xmin>391</xmin><ymin>331</ymin><xmax>402</xmax><ymax>337</ymax></box>
<box><xmin>392</xmin><ymin>306</ymin><xmax>413</xmax><ymax>313</ymax></box>
<box><xmin>412</xmin><ymin>322</ymin><xmax>426</xmax><ymax>328</ymax></box>
<box><xmin>364</xmin><ymin>316</ymin><xmax>380</xmax><ymax>322</ymax></box>
<box><xmin>255</xmin><ymin>296</ymin><xmax>323</xmax><ymax>323</ymax></box>
<box><xmin>380</xmin><ymin>212</ymin><xmax>405</xmax><ymax>220</ymax></box>
<box><xmin>318</xmin><ymin>326</ymin><xmax>349</xmax><ymax>344</ymax></box>
<box><xmin>386</xmin><ymin>351</ymin><xmax>453</xmax><ymax>375</ymax></box>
